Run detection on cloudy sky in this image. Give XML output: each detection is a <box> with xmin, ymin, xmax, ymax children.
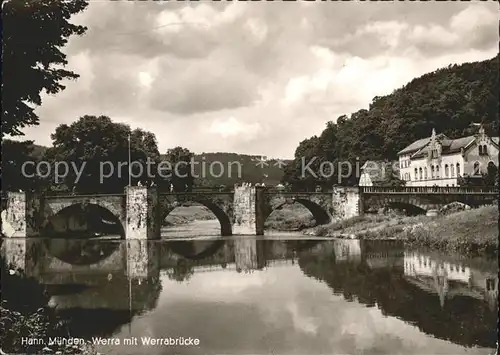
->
<box><xmin>19</xmin><ymin>1</ymin><xmax>499</xmax><ymax>158</ymax></box>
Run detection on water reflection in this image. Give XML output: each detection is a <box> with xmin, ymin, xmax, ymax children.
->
<box><xmin>1</xmin><ymin>237</ymin><xmax>497</xmax><ymax>354</ymax></box>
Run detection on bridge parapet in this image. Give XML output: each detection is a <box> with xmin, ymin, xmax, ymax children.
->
<box><xmin>361</xmin><ymin>186</ymin><xmax>499</xmax><ymax>194</ymax></box>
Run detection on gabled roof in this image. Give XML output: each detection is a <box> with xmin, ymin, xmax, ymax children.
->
<box><xmin>401</xmin><ymin>132</ymin><xmax>499</xmax><ymax>158</ymax></box>
<box><xmin>398</xmin><ymin>137</ymin><xmax>431</xmax><ymax>155</ymax></box>
<box><xmin>398</xmin><ymin>134</ymin><xmax>448</xmax><ymax>155</ymax></box>
<box><xmin>411</xmin><ymin>135</ymin><xmax>476</xmax><ymax>159</ymax></box>
<box><xmin>447</xmin><ymin>136</ymin><xmax>475</xmax><ymax>152</ymax></box>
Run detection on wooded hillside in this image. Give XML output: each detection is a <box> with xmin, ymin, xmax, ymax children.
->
<box><xmin>283</xmin><ymin>54</ymin><xmax>499</xmax><ymax>189</ymax></box>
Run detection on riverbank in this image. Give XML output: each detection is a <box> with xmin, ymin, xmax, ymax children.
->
<box><xmin>265</xmin><ymin>203</ymin><xmax>315</xmax><ymax>231</ymax></box>
<box><xmin>0</xmin><ymin>255</ymin><xmax>98</xmax><ymax>355</ymax></box>
<box><xmin>164</xmin><ymin>205</ymin><xmax>216</xmax><ymax>226</ymax></box>
<box><xmin>304</xmin><ymin>205</ymin><xmax>498</xmax><ymax>257</ymax></box>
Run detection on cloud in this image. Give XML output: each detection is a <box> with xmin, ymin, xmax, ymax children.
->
<box><xmin>120</xmin><ymin>265</ymin><xmax>487</xmax><ymax>355</ymax></box>
<box><xmin>208</xmin><ymin>117</ymin><xmax>261</xmax><ymax>140</ymax></box>
<box><xmin>12</xmin><ymin>1</ymin><xmax>498</xmax><ymax>158</ymax></box>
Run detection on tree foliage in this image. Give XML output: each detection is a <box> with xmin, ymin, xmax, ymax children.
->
<box><xmin>283</xmin><ymin>54</ymin><xmax>499</xmax><ymax>189</ymax></box>
<box><xmin>2</xmin><ymin>0</ymin><xmax>89</xmax><ymax>137</ymax></box>
<box><xmin>1</xmin><ymin>140</ymin><xmax>34</xmax><ymax>192</ymax></box>
<box><xmin>44</xmin><ymin>115</ymin><xmax>160</xmax><ymax>193</ymax></box>
<box><xmin>163</xmin><ymin>147</ymin><xmax>195</xmax><ymax>192</ymax></box>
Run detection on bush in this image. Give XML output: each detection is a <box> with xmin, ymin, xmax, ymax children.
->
<box><xmin>0</xmin><ymin>256</ymin><xmax>97</xmax><ymax>354</ymax></box>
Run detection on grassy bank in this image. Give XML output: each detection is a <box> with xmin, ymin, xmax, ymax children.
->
<box><xmin>163</xmin><ymin>205</ymin><xmax>216</xmax><ymax>226</ymax></box>
<box><xmin>308</xmin><ymin>205</ymin><xmax>498</xmax><ymax>257</ymax></box>
<box><xmin>265</xmin><ymin>203</ymin><xmax>315</xmax><ymax>231</ymax></box>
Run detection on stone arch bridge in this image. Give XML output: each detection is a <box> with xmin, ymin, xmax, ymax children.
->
<box><xmin>2</xmin><ymin>186</ymin><xmax>497</xmax><ymax>238</ymax></box>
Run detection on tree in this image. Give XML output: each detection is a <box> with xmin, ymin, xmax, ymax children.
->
<box><xmin>382</xmin><ymin>161</ymin><xmax>406</xmax><ymax>187</ymax></box>
<box><xmin>164</xmin><ymin>147</ymin><xmax>194</xmax><ymax>192</ymax></box>
<box><xmin>282</xmin><ymin>136</ymin><xmax>320</xmax><ymax>191</ymax></box>
<box><xmin>167</xmin><ymin>260</ymin><xmax>194</xmax><ymax>282</ymax></box>
<box><xmin>1</xmin><ymin>139</ymin><xmax>45</xmax><ymax>192</ymax></box>
<box><xmin>485</xmin><ymin>162</ymin><xmax>498</xmax><ymax>187</ymax></box>
<box><xmin>2</xmin><ymin>0</ymin><xmax>89</xmax><ymax>137</ymax></box>
<box><xmin>44</xmin><ymin>115</ymin><xmax>160</xmax><ymax>193</ymax></box>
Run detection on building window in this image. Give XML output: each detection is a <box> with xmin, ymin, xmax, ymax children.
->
<box><xmin>419</xmin><ymin>168</ymin><xmax>423</xmax><ymax>180</ymax></box>
<box><xmin>414</xmin><ymin>168</ymin><xmax>418</xmax><ymax>180</ymax></box>
<box><xmin>445</xmin><ymin>164</ymin><xmax>449</xmax><ymax>178</ymax></box>
<box><xmin>436</xmin><ymin>165</ymin><xmax>440</xmax><ymax>178</ymax></box>
<box><xmin>479</xmin><ymin>145</ymin><xmax>483</xmax><ymax>155</ymax></box>
<box><xmin>479</xmin><ymin>145</ymin><xmax>488</xmax><ymax>155</ymax></box>
<box><xmin>456</xmin><ymin>163</ymin><xmax>460</xmax><ymax>176</ymax></box>
<box><xmin>424</xmin><ymin>167</ymin><xmax>428</xmax><ymax>179</ymax></box>
<box><xmin>431</xmin><ymin>166</ymin><xmax>435</xmax><ymax>179</ymax></box>
<box><xmin>473</xmin><ymin>161</ymin><xmax>480</xmax><ymax>175</ymax></box>
<box><xmin>451</xmin><ymin>164</ymin><xmax>455</xmax><ymax>177</ymax></box>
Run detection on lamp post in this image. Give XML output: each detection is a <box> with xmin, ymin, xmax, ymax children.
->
<box><xmin>128</xmin><ymin>133</ymin><xmax>132</xmax><ymax>186</ymax></box>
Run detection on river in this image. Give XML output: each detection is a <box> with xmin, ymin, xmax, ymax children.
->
<box><xmin>1</xmin><ymin>226</ymin><xmax>497</xmax><ymax>355</ymax></box>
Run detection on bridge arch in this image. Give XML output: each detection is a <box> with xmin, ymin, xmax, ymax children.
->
<box><xmin>265</xmin><ymin>198</ymin><xmax>332</xmax><ymax>229</ymax></box>
<box><xmin>384</xmin><ymin>201</ymin><xmax>427</xmax><ymax>215</ymax></box>
<box><xmin>292</xmin><ymin>198</ymin><xmax>332</xmax><ymax>225</ymax></box>
<box><xmin>161</xmin><ymin>198</ymin><xmax>232</xmax><ymax>236</ymax></box>
<box><xmin>43</xmin><ymin>238</ymin><xmax>122</xmax><ymax>266</ymax></box>
<box><xmin>166</xmin><ymin>240</ymin><xmax>226</xmax><ymax>260</ymax></box>
<box><xmin>42</xmin><ymin>203</ymin><xmax>125</xmax><ymax>238</ymax></box>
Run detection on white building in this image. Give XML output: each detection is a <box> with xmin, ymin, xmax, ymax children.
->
<box><xmin>398</xmin><ymin>126</ymin><xmax>498</xmax><ymax>187</ymax></box>
<box><xmin>404</xmin><ymin>251</ymin><xmax>498</xmax><ymax>310</ymax></box>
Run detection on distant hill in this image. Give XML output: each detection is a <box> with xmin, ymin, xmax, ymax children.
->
<box><xmin>160</xmin><ymin>152</ymin><xmax>291</xmax><ymax>187</ymax></box>
<box><xmin>5</xmin><ymin>141</ymin><xmax>289</xmax><ymax>187</ymax></box>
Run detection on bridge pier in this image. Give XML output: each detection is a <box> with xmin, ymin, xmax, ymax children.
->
<box><xmin>125</xmin><ymin>186</ymin><xmax>160</xmax><ymax>240</ymax></box>
<box><xmin>2</xmin><ymin>192</ymin><xmax>43</xmax><ymax>238</ymax></box>
<box><xmin>1</xmin><ymin>238</ymin><xmax>42</xmax><ymax>274</ymax></box>
<box><xmin>233</xmin><ymin>185</ymin><xmax>266</xmax><ymax>235</ymax></box>
<box><xmin>332</xmin><ymin>187</ymin><xmax>364</xmax><ymax>220</ymax></box>
<box><xmin>234</xmin><ymin>238</ymin><xmax>266</xmax><ymax>271</ymax></box>
<box><xmin>126</xmin><ymin>240</ymin><xmax>160</xmax><ymax>279</ymax></box>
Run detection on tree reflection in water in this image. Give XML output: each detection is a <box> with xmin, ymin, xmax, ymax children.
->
<box><xmin>296</xmin><ymin>242</ymin><xmax>498</xmax><ymax>349</ymax></box>
<box><xmin>167</xmin><ymin>259</ymin><xmax>195</xmax><ymax>282</ymax></box>
<box><xmin>5</xmin><ymin>237</ymin><xmax>496</xmax><ymax>350</ymax></box>
<box><xmin>44</xmin><ymin>239</ymin><xmax>119</xmax><ymax>265</ymax></box>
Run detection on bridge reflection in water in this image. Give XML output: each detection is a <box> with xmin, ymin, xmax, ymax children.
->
<box><xmin>1</xmin><ymin>237</ymin><xmax>497</xmax><ymax>352</ymax></box>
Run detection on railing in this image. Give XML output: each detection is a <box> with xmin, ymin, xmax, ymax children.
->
<box><xmin>360</xmin><ymin>186</ymin><xmax>499</xmax><ymax>194</ymax></box>
<box><xmin>159</xmin><ymin>191</ymin><xmax>234</xmax><ymax>195</ymax></box>
<box><xmin>263</xmin><ymin>190</ymin><xmax>327</xmax><ymax>194</ymax></box>
<box><xmin>44</xmin><ymin>193</ymin><xmax>126</xmax><ymax>199</ymax></box>
<box><xmin>4</xmin><ymin>186</ymin><xmax>497</xmax><ymax>198</ymax></box>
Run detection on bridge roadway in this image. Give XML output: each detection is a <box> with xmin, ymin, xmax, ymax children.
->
<box><xmin>1</xmin><ymin>186</ymin><xmax>497</xmax><ymax>238</ymax></box>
